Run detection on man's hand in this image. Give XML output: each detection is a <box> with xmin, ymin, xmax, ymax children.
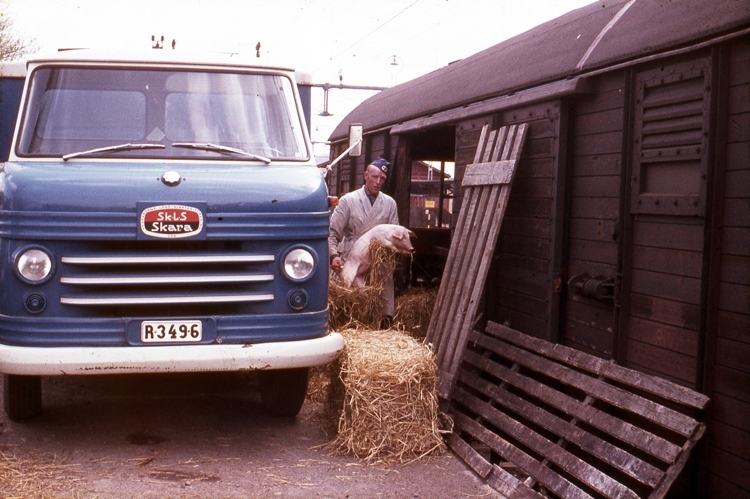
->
<box><xmin>331</xmin><ymin>255</ymin><xmax>343</xmax><ymax>273</ymax></box>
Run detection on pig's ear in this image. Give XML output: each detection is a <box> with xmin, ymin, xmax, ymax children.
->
<box><xmin>407</xmin><ymin>230</ymin><xmax>417</xmax><ymax>239</ymax></box>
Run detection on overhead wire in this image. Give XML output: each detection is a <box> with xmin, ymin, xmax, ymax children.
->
<box><xmin>312</xmin><ymin>0</ymin><xmax>424</xmax><ymax>74</ymax></box>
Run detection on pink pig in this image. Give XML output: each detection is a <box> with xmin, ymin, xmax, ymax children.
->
<box><xmin>340</xmin><ymin>224</ymin><xmax>415</xmax><ymax>288</ymax></box>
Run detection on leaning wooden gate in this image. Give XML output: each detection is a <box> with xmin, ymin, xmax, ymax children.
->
<box><xmin>446</xmin><ymin>322</ymin><xmax>709</xmax><ymax>499</ymax></box>
<box><xmin>425</xmin><ymin>124</ymin><xmax>708</xmax><ymax>498</ymax></box>
<box><xmin>426</xmin><ymin>123</ymin><xmax>528</xmax><ymax>398</ymax></box>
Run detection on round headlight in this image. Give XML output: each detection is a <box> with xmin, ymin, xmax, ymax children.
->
<box><xmin>17</xmin><ymin>248</ymin><xmax>52</xmax><ymax>282</ymax></box>
<box><xmin>283</xmin><ymin>248</ymin><xmax>315</xmax><ymax>280</ymax></box>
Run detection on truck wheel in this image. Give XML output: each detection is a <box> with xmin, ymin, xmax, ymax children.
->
<box><xmin>3</xmin><ymin>374</ymin><xmax>42</xmax><ymax>420</ymax></box>
<box><xmin>259</xmin><ymin>368</ymin><xmax>309</xmax><ymax>417</ymax></box>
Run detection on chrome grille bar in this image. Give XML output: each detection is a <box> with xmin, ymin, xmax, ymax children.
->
<box><xmin>61</xmin><ymin>274</ymin><xmax>274</xmax><ymax>285</ymax></box>
<box><xmin>61</xmin><ymin>293</ymin><xmax>275</xmax><ymax>306</ymax></box>
<box><xmin>61</xmin><ymin>254</ymin><xmax>274</xmax><ymax>265</ymax></box>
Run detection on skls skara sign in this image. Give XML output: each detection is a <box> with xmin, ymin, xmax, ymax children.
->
<box><xmin>139</xmin><ymin>204</ymin><xmax>205</xmax><ymax>239</ymax></box>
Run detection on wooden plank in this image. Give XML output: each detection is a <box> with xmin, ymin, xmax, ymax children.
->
<box><xmin>446</xmin><ymin>184</ymin><xmax>507</xmax><ymax>379</ymax></box>
<box><xmin>461</xmin><ymin>346</ymin><xmax>682</xmax><ymax>463</ymax></box>
<box><xmin>445</xmin><ymin>433</ymin><xmax>493</xmax><ymax>478</ymax></box>
<box><xmin>574</xmin><ymin>107</ymin><xmax>624</xmax><ymax>136</ymax></box>
<box><xmin>631</xmin><ymin>221</ymin><xmax>705</xmax><ymax>252</ymax></box>
<box><xmin>568</xmin><ymin>217</ymin><xmax>618</xmax><ymax>243</ymax></box>
<box><xmin>458</xmin><ymin>369</ymin><xmax>665</xmax><ymax>488</ymax></box>
<box><xmin>628</xmin><ymin>295</ymin><xmax>700</xmax><ymax>331</ymax></box>
<box><xmin>713</xmin><ymin>365</ymin><xmax>750</xmax><ymax>404</ymax></box>
<box><xmin>570</xmin><ymin>174</ymin><xmax>621</xmax><ymax>199</ymax></box>
<box><xmin>514</xmin><ymin>156</ymin><xmax>555</xmax><ymax>179</ymax></box>
<box><xmin>506</xmin><ymin>177</ymin><xmax>554</xmax><ymax>200</ymax></box>
<box><xmin>625</xmin><ymin>339</ymin><xmax>697</xmax><ymax>386</ymax></box>
<box><xmin>718</xmin><ymin>281</ymin><xmax>750</xmax><ymax>315</ymax></box>
<box><xmin>631</xmin><ymin>246</ymin><xmax>703</xmax><ymax>278</ymax></box>
<box><xmin>475</xmin><ymin>335</ymin><xmax>701</xmax><ymax>437</ymax></box>
<box><xmin>649</xmin><ymin>424</ymin><xmax>705</xmax><ymax>499</ymax></box>
<box><xmin>627</xmin><ymin>316</ymin><xmax>699</xmax><ymax>356</ymax></box>
<box><xmin>571</xmin><ymin>153</ymin><xmax>621</xmax><ymax>177</ymax></box>
<box><xmin>454</xmin><ymin>388</ymin><xmax>642</xmax><ymax>499</ymax></box>
<box><xmin>710</xmin><ymin>446</ymin><xmax>750</xmax><ymax>492</ymax></box>
<box><xmin>568</xmin><ymin>196</ymin><xmax>620</xmax><ymax>220</ymax></box>
<box><xmin>453</xmin><ymin>411</ymin><xmax>595</xmax><ymax>499</ymax></box>
<box><xmin>449</xmin><ymin>324</ymin><xmax>708</xmax><ymax>499</ymax></box>
<box><xmin>463</xmin><ymin>160</ymin><xmax>515</xmax><ymax>186</ymax></box>
<box><xmin>487</xmin><ymin>323</ymin><xmax>710</xmax><ymax>410</ymax></box>
<box><xmin>712</xmin><ymin>420</ymin><xmax>750</xmax><ymax>461</ymax></box>
<box><xmin>715</xmin><ymin>337</ymin><xmax>750</xmax><ymax>374</ymax></box>
<box><xmin>433</xmin><ymin>182</ymin><xmax>487</xmax><ymax>369</ymax></box>
<box><xmin>501</xmin><ymin>215</ymin><xmax>552</xmax><ymax>239</ymax></box>
<box><xmin>428</xmin><ymin>180</ymin><xmax>475</xmax><ymax>359</ymax></box>
<box><xmin>717</xmin><ymin>310</ymin><xmax>750</xmax><ymax>344</ymax></box>
<box><xmin>720</xmin><ymin>254</ymin><xmax>750</xmax><ymax>285</ymax></box>
<box><xmin>506</xmin><ymin>192</ymin><xmax>553</xmax><ymax>215</ymax></box>
<box><xmin>427</xmin><ymin>123</ymin><xmax>528</xmax><ymax>397</ymax></box>
<box><xmin>712</xmin><ymin>393</ymin><xmax>750</xmax><ymax>433</ymax></box>
<box><xmin>629</xmin><ymin>269</ymin><xmax>702</xmax><ymax>306</ymax></box>
<box><xmin>493</xmin><ymin>306</ymin><xmax>549</xmax><ymax>336</ymax></box>
<box><xmin>573</xmin><ymin>130</ymin><xmax>622</xmax><ymax>156</ymax></box>
<box><xmin>486</xmin><ymin>465</ymin><xmax>546</xmax><ymax>499</ymax></box>
<box><xmin>562</xmin><ymin>318</ymin><xmax>615</xmax><ymax>356</ymax></box>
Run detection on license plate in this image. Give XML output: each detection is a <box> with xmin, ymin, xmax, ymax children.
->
<box><xmin>141</xmin><ymin>320</ymin><xmax>202</xmax><ymax>343</ymax></box>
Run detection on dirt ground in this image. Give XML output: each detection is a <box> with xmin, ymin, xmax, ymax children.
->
<box><xmin>0</xmin><ymin>371</ymin><xmax>500</xmax><ymax>499</ymax></box>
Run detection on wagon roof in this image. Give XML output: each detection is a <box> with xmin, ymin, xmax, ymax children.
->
<box><xmin>330</xmin><ymin>0</ymin><xmax>750</xmax><ymax>141</ymax></box>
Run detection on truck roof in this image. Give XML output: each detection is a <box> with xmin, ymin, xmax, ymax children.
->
<box><xmin>25</xmin><ymin>49</ymin><xmax>312</xmax><ymax>82</ymax></box>
<box><xmin>0</xmin><ymin>61</ymin><xmax>27</xmax><ymax>78</ymax></box>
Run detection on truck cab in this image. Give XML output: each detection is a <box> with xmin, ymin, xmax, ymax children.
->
<box><xmin>0</xmin><ymin>50</ymin><xmax>343</xmax><ymax>419</ymax></box>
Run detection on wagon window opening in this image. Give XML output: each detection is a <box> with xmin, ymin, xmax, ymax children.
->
<box><xmin>409</xmin><ymin>159</ymin><xmax>454</xmax><ymax>230</ymax></box>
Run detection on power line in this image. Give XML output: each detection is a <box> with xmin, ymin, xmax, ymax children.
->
<box><xmin>313</xmin><ymin>0</ymin><xmax>423</xmax><ymax>74</ymax></box>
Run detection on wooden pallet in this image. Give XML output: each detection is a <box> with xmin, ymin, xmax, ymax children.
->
<box><xmin>448</xmin><ymin>322</ymin><xmax>710</xmax><ymax>499</ymax></box>
<box><xmin>426</xmin><ymin>123</ymin><xmax>528</xmax><ymax>398</ymax></box>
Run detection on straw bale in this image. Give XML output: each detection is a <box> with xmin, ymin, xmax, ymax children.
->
<box><xmin>325</xmin><ymin>328</ymin><xmax>449</xmax><ymax>464</ymax></box>
<box><xmin>328</xmin><ymin>240</ymin><xmax>397</xmax><ymax>331</ymax></box>
<box><xmin>394</xmin><ymin>287</ymin><xmax>437</xmax><ymax>339</ymax></box>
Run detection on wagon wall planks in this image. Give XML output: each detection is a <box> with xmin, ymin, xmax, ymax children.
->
<box><xmin>706</xmin><ymin>37</ymin><xmax>750</xmax><ymax>498</ymax></box>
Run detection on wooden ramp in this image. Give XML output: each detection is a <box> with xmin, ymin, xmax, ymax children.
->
<box><xmin>426</xmin><ymin>123</ymin><xmax>528</xmax><ymax>398</ymax></box>
<box><xmin>447</xmin><ymin>322</ymin><xmax>709</xmax><ymax>499</ymax></box>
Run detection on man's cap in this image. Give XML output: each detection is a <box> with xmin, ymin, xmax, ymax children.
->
<box><xmin>369</xmin><ymin>158</ymin><xmax>390</xmax><ymax>175</ymax></box>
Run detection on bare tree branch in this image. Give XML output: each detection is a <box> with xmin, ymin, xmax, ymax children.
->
<box><xmin>0</xmin><ymin>6</ymin><xmax>37</xmax><ymax>61</ymax></box>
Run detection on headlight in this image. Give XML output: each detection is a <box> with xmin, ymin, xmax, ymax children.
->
<box><xmin>283</xmin><ymin>248</ymin><xmax>315</xmax><ymax>280</ymax></box>
<box><xmin>17</xmin><ymin>248</ymin><xmax>53</xmax><ymax>282</ymax></box>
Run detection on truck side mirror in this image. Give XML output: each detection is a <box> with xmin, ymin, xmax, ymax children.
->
<box><xmin>348</xmin><ymin>124</ymin><xmax>363</xmax><ymax>157</ymax></box>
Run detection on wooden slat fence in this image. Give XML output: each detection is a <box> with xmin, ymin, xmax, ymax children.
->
<box><xmin>426</xmin><ymin>123</ymin><xmax>528</xmax><ymax>398</ymax></box>
<box><xmin>447</xmin><ymin>322</ymin><xmax>710</xmax><ymax>499</ymax></box>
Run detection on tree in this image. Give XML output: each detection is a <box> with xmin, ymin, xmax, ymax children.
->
<box><xmin>0</xmin><ymin>5</ymin><xmax>35</xmax><ymax>61</ymax></box>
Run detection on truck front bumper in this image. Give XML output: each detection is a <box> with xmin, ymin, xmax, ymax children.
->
<box><xmin>0</xmin><ymin>332</ymin><xmax>344</xmax><ymax>375</ymax></box>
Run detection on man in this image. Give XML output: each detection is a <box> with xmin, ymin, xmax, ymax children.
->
<box><xmin>329</xmin><ymin>158</ymin><xmax>399</xmax><ymax>327</ymax></box>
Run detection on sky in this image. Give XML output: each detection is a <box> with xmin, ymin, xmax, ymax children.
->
<box><xmin>6</xmin><ymin>0</ymin><xmax>595</xmax><ymax>159</ymax></box>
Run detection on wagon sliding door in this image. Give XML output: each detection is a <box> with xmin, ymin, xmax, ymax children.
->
<box><xmin>619</xmin><ymin>55</ymin><xmax>713</xmax><ymax>388</ymax></box>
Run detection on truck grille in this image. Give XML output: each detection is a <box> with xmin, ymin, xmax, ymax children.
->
<box><xmin>59</xmin><ymin>253</ymin><xmax>275</xmax><ymax>307</ymax></box>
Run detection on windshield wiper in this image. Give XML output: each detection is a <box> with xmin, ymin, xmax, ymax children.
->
<box><xmin>172</xmin><ymin>142</ymin><xmax>271</xmax><ymax>164</ymax></box>
<box><xmin>62</xmin><ymin>143</ymin><xmax>166</xmax><ymax>161</ymax></box>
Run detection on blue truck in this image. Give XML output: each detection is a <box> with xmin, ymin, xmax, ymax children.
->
<box><xmin>0</xmin><ymin>50</ymin><xmax>343</xmax><ymax>419</ymax></box>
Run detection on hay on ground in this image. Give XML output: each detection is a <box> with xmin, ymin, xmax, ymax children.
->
<box><xmin>324</xmin><ymin>328</ymin><xmax>449</xmax><ymax>464</ymax></box>
<box><xmin>0</xmin><ymin>450</ymin><xmax>81</xmax><ymax>498</ymax></box>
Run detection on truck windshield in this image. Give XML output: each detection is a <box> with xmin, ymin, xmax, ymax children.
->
<box><xmin>16</xmin><ymin>66</ymin><xmax>309</xmax><ymax>161</ymax></box>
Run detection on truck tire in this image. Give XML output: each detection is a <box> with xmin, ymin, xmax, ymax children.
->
<box><xmin>3</xmin><ymin>374</ymin><xmax>42</xmax><ymax>420</ymax></box>
<box><xmin>259</xmin><ymin>368</ymin><xmax>309</xmax><ymax>417</ymax></box>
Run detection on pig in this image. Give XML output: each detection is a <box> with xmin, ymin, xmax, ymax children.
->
<box><xmin>340</xmin><ymin>224</ymin><xmax>415</xmax><ymax>288</ymax></box>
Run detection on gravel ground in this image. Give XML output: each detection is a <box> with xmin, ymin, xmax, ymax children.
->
<box><xmin>0</xmin><ymin>371</ymin><xmax>501</xmax><ymax>498</ymax></box>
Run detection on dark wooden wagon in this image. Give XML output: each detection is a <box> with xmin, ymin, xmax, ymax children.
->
<box><xmin>326</xmin><ymin>1</ymin><xmax>750</xmax><ymax>497</ymax></box>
